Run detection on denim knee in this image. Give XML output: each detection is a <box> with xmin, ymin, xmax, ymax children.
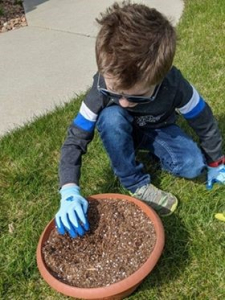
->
<box><xmin>97</xmin><ymin>105</ymin><xmax>133</xmax><ymax>132</ymax></box>
<box><xmin>172</xmin><ymin>153</ymin><xmax>205</xmax><ymax>179</ymax></box>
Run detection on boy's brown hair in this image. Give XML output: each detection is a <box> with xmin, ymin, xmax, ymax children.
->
<box><xmin>96</xmin><ymin>1</ymin><xmax>176</xmax><ymax>90</ymax></box>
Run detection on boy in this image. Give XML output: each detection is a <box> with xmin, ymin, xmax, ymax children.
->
<box><xmin>55</xmin><ymin>2</ymin><xmax>225</xmax><ymax>238</ymax></box>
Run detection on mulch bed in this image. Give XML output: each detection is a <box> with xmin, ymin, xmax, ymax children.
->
<box><xmin>42</xmin><ymin>198</ymin><xmax>157</xmax><ymax>288</ymax></box>
<box><xmin>0</xmin><ymin>0</ymin><xmax>27</xmax><ymax>33</ymax></box>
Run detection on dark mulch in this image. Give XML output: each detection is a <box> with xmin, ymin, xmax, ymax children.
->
<box><xmin>42</xmin><ymin>198</ymin><xmax>157</xmax><ymax>288</ymax></box>
<box><xmin>0</xmin><ymin>0</ymin><xmax>27</xmax><ymax>33</ymax></box>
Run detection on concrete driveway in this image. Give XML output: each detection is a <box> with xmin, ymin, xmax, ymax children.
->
<box><xmin>0</xmin><ymin>0</ymin><xmax>184</xmax><ymax>136</ymax></box>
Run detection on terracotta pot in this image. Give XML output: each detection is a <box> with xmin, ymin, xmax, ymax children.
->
<box><xmin>37</xmin><ymin>193</ymin><xmax>165</xmax><ymax>300</ymax></box>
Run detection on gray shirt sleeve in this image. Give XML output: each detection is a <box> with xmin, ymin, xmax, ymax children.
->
<box><xmin>59</xmin><ymin>73</ymin><xmax>105</xmax><ymax>187</ymax></box>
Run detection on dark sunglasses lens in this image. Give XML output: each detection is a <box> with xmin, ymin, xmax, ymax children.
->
<box><xmin>100</xmin><ymin>89</ymin><xmax>120</xmax><ymax>100</ymax></box>
<box><xmin>100</xmin><ymin>89</ymin><xmax>152</xmax><ymax>103</ymax></box>
<box><xmin>127</xmin><ymin>96</ymin><xmax>150</xmax><ymax>103</ymax></box>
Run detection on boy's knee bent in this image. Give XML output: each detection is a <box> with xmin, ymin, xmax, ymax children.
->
<box><xmin>162</xmin><ymin>144</ymin><xmax>205</xmax><ymax>179</ymax></box>
<box><xmin>173</xmin><ymin>154</ymin><xmax>205</xmax><ymax>179</ymax></box>
<box><xmin>97</xmin><ymin>106</ymin><xmax>133</xmax><ymax>131</ymax></box>
<box><xmin>177</xmin><ymin>160</ymin><xmax>205</xmax><ymax>179</ymax></box>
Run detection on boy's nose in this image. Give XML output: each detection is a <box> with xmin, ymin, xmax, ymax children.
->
<box><xmin>119</xmin><ymin>97</ymin><xmax>130</xmax><ymax>107</ymax></box>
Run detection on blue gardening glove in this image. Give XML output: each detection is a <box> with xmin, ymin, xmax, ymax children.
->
<box><xmin>55</xmin><ymin>185</ymin><xmax>89</xmax><ymax>238</ymax></box>
<box><xmin>207</xmin><ymin>164</ymin><xmax>225</xmax><ymax>189</ymax></box>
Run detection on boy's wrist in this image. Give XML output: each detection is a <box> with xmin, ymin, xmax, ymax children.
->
<box><xmin>60</xmin><ymin>184</ymin><xmax>80</xmax><ymax>197</ymax></box>
<box><xmin>62</xmin><ymin>183</ymin><xmax>78</xmax><ymax>188</ymax></box>
<box><xmin>208</xmin><ymin>156</ymin><xmax>224</xmax><ymax>167</ymax></box>
<box><xmin>60</xmin><ymin>183</ymin><xmax>80</xmax><ymax>194</ymax></box>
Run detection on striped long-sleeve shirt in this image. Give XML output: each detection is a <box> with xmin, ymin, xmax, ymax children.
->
<box><xmin>59</xmin><ymin>66</ymin><xmax>223</xmax><ymax>186</ymax></box>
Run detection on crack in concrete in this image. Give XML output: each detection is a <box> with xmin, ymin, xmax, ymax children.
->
<box><xmin>27</xmin><ymin>24</ymin><xmax>96</xmax><ymax>38</ymax></box>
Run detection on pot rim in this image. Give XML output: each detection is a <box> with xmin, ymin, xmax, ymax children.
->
<box><xmin>37</xmin><ymin>193</ymin><xmax>165</xmax><ymax>299</ymax></box>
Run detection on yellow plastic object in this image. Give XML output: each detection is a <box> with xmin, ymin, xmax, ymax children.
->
<box><xmin>215</xmin><ymin>213</ymin><xmax>225</xmax><ymax>222</ymax></box>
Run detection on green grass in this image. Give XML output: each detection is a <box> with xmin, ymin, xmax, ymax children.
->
<box><xmin>0</xmin><ymin>0</ymin><xmax>225</xmax><ymax>299</ymax></box>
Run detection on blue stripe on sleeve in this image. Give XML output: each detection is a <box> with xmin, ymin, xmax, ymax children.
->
<box><xmin>182</xmin><ymin>97</ymin><xmax>206</xmax><ymax>119</ymax></box>
<box><xmin>73</xmin><ymin>113</ymin><xmax>95</xmax><ymax>132</ymax></box>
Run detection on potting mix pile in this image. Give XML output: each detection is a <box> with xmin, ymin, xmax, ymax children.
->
<box><xmin>42</xmin><ymin>198</ymin><xmax>157</xmax><ymax>288</ymax></box>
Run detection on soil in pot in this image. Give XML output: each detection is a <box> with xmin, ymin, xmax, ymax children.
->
<box><xmin>42</xmin><ymin>198</ymin><xmax>157</xmax><ymax>288</ymax></box>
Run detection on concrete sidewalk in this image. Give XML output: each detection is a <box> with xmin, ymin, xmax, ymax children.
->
<box><xmin>0</xmin><ymin>0</ymin><xmax>184</xmax><ymax>137</ymax></box>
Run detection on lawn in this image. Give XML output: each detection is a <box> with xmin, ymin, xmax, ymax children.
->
<box><xmin>0</xmin><ymin>0</ymin><xmax>224</xmax><ymax>299</ymax></box>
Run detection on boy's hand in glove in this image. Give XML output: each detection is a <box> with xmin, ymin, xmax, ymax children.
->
<box><xmin>207</xmin><ymin>164</ymin><xmax>225</xmax><ymax>189</ymax></box>
<box><xmin>55</xmin><ymin>185</ymin><xmax>89</xmax><ymax>238</ymax></box>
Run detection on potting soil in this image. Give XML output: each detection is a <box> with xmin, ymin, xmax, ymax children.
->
<box><xmin>42</xmin><ymin>198</ymin><xmax>157</xmax><ymax>288</ymax></box>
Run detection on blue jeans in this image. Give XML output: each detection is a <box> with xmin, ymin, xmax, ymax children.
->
<box><xmin>96</xmin><ymin>105</ymin><xmax>205</xmax><ymax>193</ymax></box>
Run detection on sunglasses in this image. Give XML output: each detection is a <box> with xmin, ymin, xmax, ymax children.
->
<box><xmin>97</xmin><ymin>74</ymin><xmax>161</xmax><ymax>104</ymax></box>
